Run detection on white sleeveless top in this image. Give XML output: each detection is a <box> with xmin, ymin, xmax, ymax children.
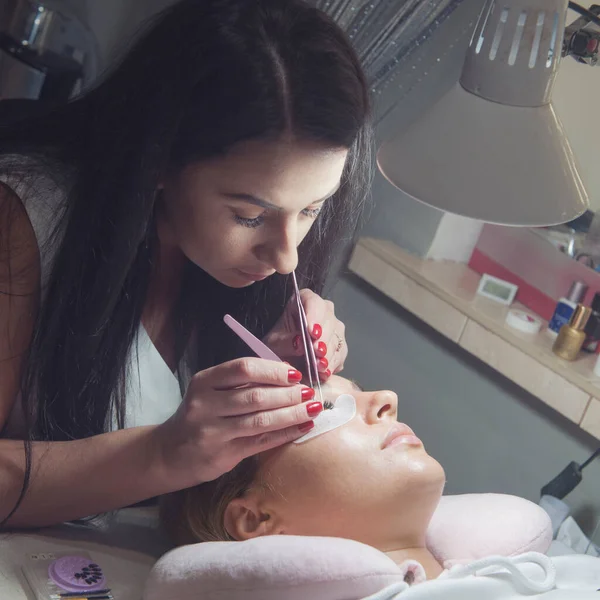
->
<box><xmin>0</xmin><ymin>156</ymin><xmax>183</xmax><ymax>433</ymax></box>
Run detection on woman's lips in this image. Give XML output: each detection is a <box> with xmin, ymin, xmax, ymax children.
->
<box><xmin>382</xmin><ymin>422</ymin><xmax>422</xmax><ymax>449</ymax></box>
<box><xmin>236</xmin><ymin>269</ymin><xmax>273</xmax><ymax>281</ymax></box>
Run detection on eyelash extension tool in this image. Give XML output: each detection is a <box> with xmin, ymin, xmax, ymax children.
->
<box><xmin>223</xmin><ymin>314</ymin><xmax>283</xmax><ymax>362</ymax></box>
<box><xmin>291</xmin><ymin>271</ymin><xmax>332</xmax><ymax>409</ymax></box>
<box><xmin>223</xmin><ymin>275</ymin><xmax>332</xmax><ymax>410</ymax></box>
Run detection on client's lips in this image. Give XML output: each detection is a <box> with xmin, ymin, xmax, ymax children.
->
<box><xmin>382</xmin><ymin>422</ymin><xmax>422</xmax><ymax>449</ymax></box>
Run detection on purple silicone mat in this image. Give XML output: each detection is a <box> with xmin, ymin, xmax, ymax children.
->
<box><xmin>48</xmin><ymin>555</ymin><xmax>106</xmax><ymax>593</ymax></box>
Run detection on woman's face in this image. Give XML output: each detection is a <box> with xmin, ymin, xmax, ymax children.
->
<box><xmin>243</xmin><ymin>376</ymin><xmax>446</xmax><ymax>550</ymax></box>
<box><xmin>160</xmin><ymin>139</ymin><xmax>348</xmax><ymax>287</ymax></box>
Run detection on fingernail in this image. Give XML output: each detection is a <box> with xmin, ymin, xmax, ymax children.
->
<box><xmin>318</xmin><ymin>357</ymin><xmax>329</xmax><ymax>370</ymax></box>
<box><xmin>312</xmin><ymin>324</ymin><xmax>322</xmax><ymax>340</ymax></box>
<box><xmin>298</xmin><ymin>421</ymin><xmax>315</xmax><ymax>433</ymax></box>
<box><xmin>301</xmin><ymin>387</ymin><xmax>315</xmax><ymax>401</ymax></box>
<box><xmin>293</xmin><ymin>335</ymin><xmax>302</xmax><ymax>351</ymax></box>
<box><xmin>306</xmin><ymin>402</ymin><xmax>323</xmax><ymax>418</ymax></box>
<box><xmin>316</xmin><ymin>341</ymin><xmax>327</xmax><ymax>358</ymax></box>
<box><xmin>323</xmin><ymin>369</ymin><xmax>331</xmax><ymax>378</ymax></box>
<box><xmin>288</xmin><ymin>369</ymin><xmax>302</xmax><ymax>383</ymax></box>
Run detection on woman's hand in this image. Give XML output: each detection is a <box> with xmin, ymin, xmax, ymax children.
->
<box><xmin>153</xmin><ymin>358</ymin><xmax>321</xmax><ymax>487</ymax></box>
<box><xmin>262</xmin><ymin>289</ymin><xmax>348</xmax><ymax>381</ymax></box>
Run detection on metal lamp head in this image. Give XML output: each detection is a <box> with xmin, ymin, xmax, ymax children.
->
<box><xmin>377</xmin><ymin>0</ymin><xmax>590</xmax><ymax>227</ymax></box>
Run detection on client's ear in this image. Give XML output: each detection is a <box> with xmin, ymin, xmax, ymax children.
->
<box><xmin>224</xmin><ymin>495</ymin><xmax>283</xmax><ymax>540</ymax></box>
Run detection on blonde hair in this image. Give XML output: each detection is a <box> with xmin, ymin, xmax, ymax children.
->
<box><xmin>160</xmin><ymin>456</ymin><xmax>261</xmax><ymax>545</ymax></box>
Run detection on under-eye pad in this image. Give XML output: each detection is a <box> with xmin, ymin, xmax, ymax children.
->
<box><xmin>293</xmin><ymin>393</ymin><xmax>356</xmax><ymax>444</ymax></box>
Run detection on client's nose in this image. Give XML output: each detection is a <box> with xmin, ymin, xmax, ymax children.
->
<box><xmin>366</xmin><ymin>390</ymin><xmax>398</xmax><ymax>424</ymax></box>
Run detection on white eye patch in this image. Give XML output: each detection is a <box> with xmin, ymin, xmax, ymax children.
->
<box><xmin>293</xmin><ymin>394</ymin><xmax>357</xmax><ymax>444</ymax></box>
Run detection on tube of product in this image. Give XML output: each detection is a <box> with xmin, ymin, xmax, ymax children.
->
<box><xmin>548</xmin><ymin>281</ymin><xmax>588</xmax><ymax>336</ymax></box>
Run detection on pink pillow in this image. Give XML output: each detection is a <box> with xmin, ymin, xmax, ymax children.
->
<box><xmin>144</xmin><ymin>535</ymin><xmax>404</xmax><ymax>600</ymax></box>
<box><xmin>144</xmin><ymin>494</ymin><xmax>553</xmax><ymax>600</ymax></box>
<box><xmin>427</xmin><ymin>494</ymin><xmax>552</xmax><ymax>568</ymax></box>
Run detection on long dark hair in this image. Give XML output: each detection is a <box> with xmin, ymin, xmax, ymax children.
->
<box><xmin>0</xmin><ymin>0</ymin><xmax>372</xmax><ymax>520</ymax></box>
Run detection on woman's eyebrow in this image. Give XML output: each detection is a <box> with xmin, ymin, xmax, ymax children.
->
<box><xmin>222</xmin><ymin>182</ymin><xmax>341</xmax><ymax>212</ymax></box>
<box><xmin>222</xmin><ymin>193</ymin><xmax>281</xmax><ymax>211</ymax></box>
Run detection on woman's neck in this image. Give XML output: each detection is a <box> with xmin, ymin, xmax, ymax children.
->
<box><xmin>385</xmin><ymin>547</ymin><xmax>443</xmax><ymax>580</ymax></box>
<box><xmin>142</xmin><ymin>229</ymin><xmax>186</xmax><ymax>372</ymax></box>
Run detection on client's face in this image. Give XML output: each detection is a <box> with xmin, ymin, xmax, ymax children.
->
<box><xmin>226</xmin><ymin>376</ymin><xmax>446</xmax><ymax>551</ymax></box>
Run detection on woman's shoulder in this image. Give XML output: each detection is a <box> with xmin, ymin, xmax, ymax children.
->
<box><xmin>0</xmin><ymin>153</ymin><xmax>71</xmax><ymax>204</ymax></box>
<box><xmin>0</xmin><ymin>153</ymin><xmax>71</xmax><ymax>286</ymax></box>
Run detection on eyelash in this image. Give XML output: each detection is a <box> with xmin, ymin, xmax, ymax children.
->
<box><xmin>234</xmin><ymin>206</ymin><xmax>323</xmax><ymax>229</ymax></box>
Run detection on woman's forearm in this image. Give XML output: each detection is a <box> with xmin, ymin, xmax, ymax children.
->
<box><xmin>0</xmin><ymin>426</ymin><xmax>175</xmax><ymax>528</ymax></box>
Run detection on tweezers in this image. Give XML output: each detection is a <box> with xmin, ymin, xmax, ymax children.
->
<box><xmin>291</xmin><ymin>272</ymin><xmax>331</xmax><ymax>409</ymax></box>
<box><xmin>223</xmin><ymin>273</ymin><xmax>331</xmax><ymax>409</ymax></box>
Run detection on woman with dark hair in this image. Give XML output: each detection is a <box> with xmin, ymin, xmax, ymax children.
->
<box><xmin>0</xmin><ymin>0</ymin><xmax>372</xmax><ymax>528</ymax></box>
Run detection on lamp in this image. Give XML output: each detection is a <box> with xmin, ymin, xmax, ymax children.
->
<box><xmin>377</xmin><ymin>0</ymin><xmax>598</xmax><ymax>227</ymax></box>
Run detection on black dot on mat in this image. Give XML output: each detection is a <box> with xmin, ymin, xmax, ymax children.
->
<box><xmin>85</xmin><ymin>579</ymin><xmax>94</xmax><ymax>584</ymax></box>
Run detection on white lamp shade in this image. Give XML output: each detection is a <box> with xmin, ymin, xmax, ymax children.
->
<box><xmin>377</xmin><ymin>82</ymin><xmax>589</xmax><ymax>227</ymax></box>
<box><xmin>377</xmin><ymin>0</ymin><xmax>590</xmax><ymax>227</ymax></box>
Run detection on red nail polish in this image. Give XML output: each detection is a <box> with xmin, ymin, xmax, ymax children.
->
<box><xmin>298</xmin><ymin>421</ymin><xmax>315</xmax><ymax>433</ymax></box>
<box><xmin>288</xmin><ymin>369</ymin><xmax>302</xmax><ymax>383</ymax></box>
<box><xmin>323</xmin><ymin>369</ymin><xmax>331</xmax><ymax>378</ymax></box>
<box><xmin>316</xmin><ymin>341</ymin><xmax>327</xmax><ymax>358</ymax></box>
<box><xmin>293</xmin><ymin>335</ymin><xmax>302</xmax><ymax>351</ymax></box>
<box><xmin>301</xmin><ymin>387</ymin><xmax>315</xmax><ymax>401</ymax></box>
<box><xmin>318</xmin><ymin>357</ymin><xmax>329</xmax><ymax>370</ymax></box>
<box><xmin>306</xmin><ymin>402</ymin><xmax>323</xmax><ymax>418</ymax></box>
<box><xmin>312</xmin><ymin>324</ymin><xmax>323</xmax><ymax>340</ymax></box>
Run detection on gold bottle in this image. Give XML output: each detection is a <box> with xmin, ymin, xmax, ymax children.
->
<box><xmin>552</xmin><ymin>304</ymin><xmax>592</xmax><ymax>361</ymax></box>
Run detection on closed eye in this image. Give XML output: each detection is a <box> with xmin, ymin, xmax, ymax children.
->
<box><xmin>233</xmin><ymin>205</ymin><xmax>323</xmax><ymax>228</ymax></box>
<box><xmin>301</xmin><ymin>206</ymin><xmax>323</xmax><ymax>219</ymax></box>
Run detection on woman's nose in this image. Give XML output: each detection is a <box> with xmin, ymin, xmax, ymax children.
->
<box><xmin>365</xmin><ymin>390</ymin><xmax>398</xmax><ymax>424</ymax></box>
<box><xmin>260</xmin><ymin>222</ymin><xmax>299</xmax><ymax>274</ymax></box>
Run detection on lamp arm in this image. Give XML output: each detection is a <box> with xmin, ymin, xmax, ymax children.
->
<box><xmin>564</xmin><ymin>2</ymin><xmax>600</xmax><ymax>65</ymax></box>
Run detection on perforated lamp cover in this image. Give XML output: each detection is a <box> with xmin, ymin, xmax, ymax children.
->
<box><xmin>377</xmin><ymin>0</ymin><xmax>590</xmax><ymax>227</ymax></box>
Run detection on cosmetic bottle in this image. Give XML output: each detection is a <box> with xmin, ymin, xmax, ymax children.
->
<box><xmin>552</xmin><ymin>305</ymin><xmax>592</xmax><ymax>361</ymax></box>
<box><xmin>548</xmin><ymin>281</ymin><xmax>589</xmax><ymax>336</ymax></box>
<box><xmin>582</xmin><ymin>292</ymin><xmax>600</xmax><ymax>353</ymax></box>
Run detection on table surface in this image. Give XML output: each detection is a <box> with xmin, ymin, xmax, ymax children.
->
<box><xmin>0</xmin><ymin>508</ymin><xmax>169</xmax><ymax>600</ymax></box>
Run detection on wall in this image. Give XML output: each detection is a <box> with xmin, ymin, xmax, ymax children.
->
<box><xmin>553</xmin><ymin>1</ymin><xmax>600</xmax><ymax>211</ymax></box>
<box><xmin>363</xmin><ymin>0</ymin><xmax>485</xmax><ymax>256</ymax></box>
<box><xmin>60</xmin><ymin>0</ymin><xmax>176</xmax><ymax>74</ymax></box>
<box><xmin>57</xmin><ymin>0</ymin><xmax>138</xmax><ymax>70</ymax></box>
<box><xmin>84</xmin><ymin>0</ymin><xmax>138</xmax><ymax>65</ymax></box>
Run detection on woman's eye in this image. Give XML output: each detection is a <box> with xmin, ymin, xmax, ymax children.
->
<box><xmin>233</xmin><ymin>205</ymin><xmax>322</xmax><ymax>228</ymax></box>
<box><xmin>233</xmin><ymin>214</ymin><xmax>265</xmax><ymax>228</ymax></box>
<box><xmin>302</xmin><ymin>206</ymin><xmax>323</xmax><ymax>219</ymax></box>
